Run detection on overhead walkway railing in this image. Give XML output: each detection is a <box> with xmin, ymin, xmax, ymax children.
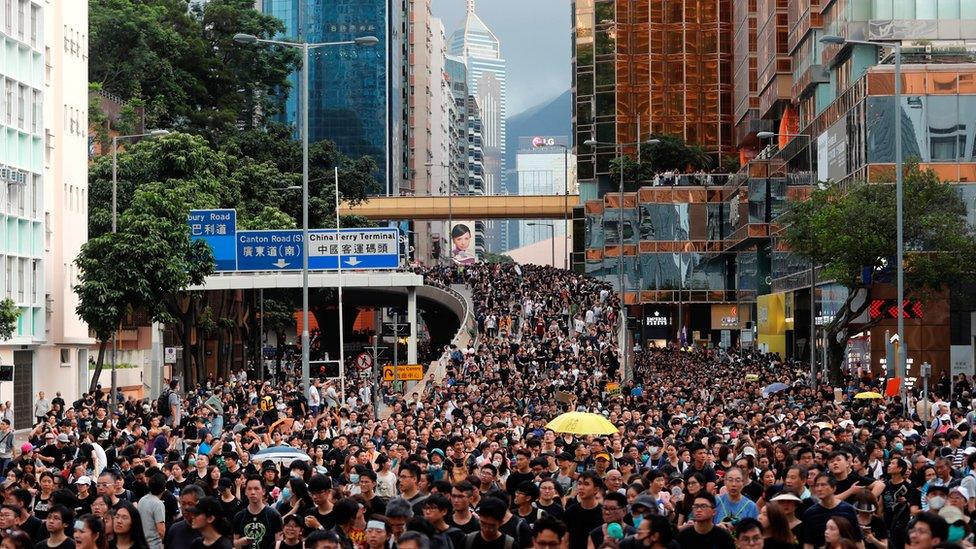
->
<box><xmin>338</xmin><ymin>194</ymin><xmax>580</xmax><ymax>220</ymax></box>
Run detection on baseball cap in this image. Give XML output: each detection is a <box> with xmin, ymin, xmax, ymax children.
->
<box><xmin>556</xmin><ymin>452</ymin><xmax>575</xmax><ymax>462</ymax></box>
<box><xmin>57</xmin><ymin>434</ymin><xmax>70</xmax><ymax>444</ymax></box>
<box><xmin>75</xmin><ymin>476</ymin><xmax>92</xmax><ymax>486</ymax></box>
<box><xmin>630</xmin><ymin>495</ymin><xmax>658</xmax><ymax>512</ymax></box>
<box><xmin>594</xmin><ymin>452</ymin><xmax>611</xmax><ymax>462</ymax></box>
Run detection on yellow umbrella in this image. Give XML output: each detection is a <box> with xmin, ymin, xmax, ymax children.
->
<box><xmin>854</xmin><ymin>391</ymin><xmax>883</xmax><ymax>400</ymax></box>
<box><xmin>545</xmin><ymin>412</ymin><xmax>619</xmax><ymax>436</ymax></box>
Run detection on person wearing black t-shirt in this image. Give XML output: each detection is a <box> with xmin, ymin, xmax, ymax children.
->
<box><xmin>232</xmin><ymin>477</ymin><xmax>282</xmax><ymax>549</ymax></box>
<box><xmin>304</xmin><ymin>474</ymin><xmax>337</xmax><ymax>534</ymax></box>
<box><xmin>563</xmin><ymin>472</ymin><xmax>604</xmax><ymax>549</ymax></box>
<box><xmin>188</xmin><ymin>496</ymin><xmax>234</xmax><ymax>549</ymax></box>
<box><xmin>504</xmin><ymin>450</ymin><xmax>535</xmax><ymax>498</ymax></box>
<box><xmin>36</xmin><ymin>504</ymin><xmax>75</xmax><ymax>549</ymax></box>
<box><xmin>674</xmin><ymin>492</ymin><xmax>735</xmax><ymax>549</ymax></box>
<box><xmin>464</xmin><ymin>498</ymin><xmax>516</xmax><ymax>549</ymax></box>
<box><xmin>683</xmin><ymin>443</ymin><xmax>718</xmax><ymax>493</ymax></box>
<box><xmin>828</xmin><ymin>451</ymin><xmax>884</xmax><ymax>502</ymax></box>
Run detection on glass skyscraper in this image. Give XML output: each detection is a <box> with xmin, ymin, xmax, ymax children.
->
<box><xmin>262</xmin><ymin>0</ymin><xmax>402</xmax><ymax>194</ymax></box>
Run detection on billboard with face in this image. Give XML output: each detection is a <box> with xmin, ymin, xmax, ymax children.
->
<box><xmin>450</xmin><ymin>221</ymin><xmax>478</xmax><ymax>265</ymax></box>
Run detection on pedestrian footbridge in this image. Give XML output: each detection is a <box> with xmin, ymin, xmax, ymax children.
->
<box><xmin>338</xmin><ymin>194</ymin><xmax>580</xmax><ymax>220</ymax></box>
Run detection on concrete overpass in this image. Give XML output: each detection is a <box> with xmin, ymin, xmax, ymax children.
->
<box><xmin>338</xmin><ymin>194</ymin><xmax>580</xmax><ymax>220</ymax></box>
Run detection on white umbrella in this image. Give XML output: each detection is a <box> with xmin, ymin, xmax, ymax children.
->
<box><xmin>252</xmin><ymin>446</ymin><xmax>310</xmax><ymax>467</ymax></box>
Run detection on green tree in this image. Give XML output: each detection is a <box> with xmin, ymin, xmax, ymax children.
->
<box><xmin>0</xmin><ymin>299</ymin><xmax>20</xmax><ymax>341</ymax></box>
<box><xmin>484</xmin><ymin>252</ymin><xmax>515</xmax><ymax>264</ymax></box>
<box><xmin>784</xmin><ymin>161</ymin><xmax>976</xmax><ymax>385</ymax></box>
<box><xmin>88</xmin><ymin>132</ymin><xmax>237</xmax><ymax>239</ymax></box>
<box><xmin>89</xmin><ymin>0</ymin><xmax>299</xmax><ymax>140</ymax></box>
<box><xmin>222</xmin><ymin>123</ymin><xmax>381</xmax><ymax>228</ymax></box>
<box><xmin>609</xmin><ymin>135</ymin><xmax>714</xmax><ymax>186</ymax></box>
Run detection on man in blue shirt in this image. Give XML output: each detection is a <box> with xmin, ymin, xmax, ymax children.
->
<box><xmin>713</xmin><ymin>467</ymin><xmax>759</xmax><ymax>527</ymax></box>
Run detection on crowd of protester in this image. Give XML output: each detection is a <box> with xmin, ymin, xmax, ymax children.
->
<box><xmin>0</xmin><ymin>263</ymin><xmax>973</xmax><ymax>549</ymax></box>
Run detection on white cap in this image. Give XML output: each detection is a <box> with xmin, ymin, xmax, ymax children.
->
<box><xmin>75</xmin><ymin>476</ymin><xmax>91</xmax><ymax>485</ymax></box>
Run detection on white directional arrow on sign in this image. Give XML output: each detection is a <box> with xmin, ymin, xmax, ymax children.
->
<box><xmin>345</xmin><ymin>257</ymin><xmax>362</xmax><ymax>267</ymax></box>
<box><xmin>272</xmin><ymin>259</ymin><xmax>289</xmax><ymax>269</ymax></box>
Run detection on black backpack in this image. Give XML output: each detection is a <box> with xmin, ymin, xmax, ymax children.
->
<box><xmin>157</xmin><ymin>390</ymin><xmax>171</xmax><ymax>417</ymax></box>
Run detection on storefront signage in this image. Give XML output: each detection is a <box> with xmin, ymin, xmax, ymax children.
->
<box><xmin>645</xmin><ymin>310</ymin><xmax>670</xmax><ymax>326</ymax></box>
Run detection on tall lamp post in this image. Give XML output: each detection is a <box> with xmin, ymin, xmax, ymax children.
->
<box><xmin>426</xmin><ymin>162</ymin><xmax>455</xmax><ymax>266</ymax></box>
<box><xmin>110</xmin><ymin>129</ymin><xmax>169</xmax><ymax>415</ymax></box>
<box><xmin>234</xmin><ymin>32</ymin><xmax>378</xmax><ymax>392</ymax></box>
<box><xmin>583</xmin><ymin>138</ymin><xmax>659</xmax><ymax>378</ymax></box>
<box><xmin>526</xmin><ymin>222</ymin><xmax>556</xmax><ymax>267</ymax></box>
<box><xmin>821</xmin><ymin>34</ymin><xmax>904</xmax><ymax>388</ymax></box>
<box><xmin>757</xmin><ymin>130</ymin><xmax>817</xmax><ymax>389</ymax></box>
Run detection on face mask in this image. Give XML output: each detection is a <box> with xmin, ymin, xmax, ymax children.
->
<box><xmin>188</xmin><ymin>459</ymin><xmax>196</xmax><ymax>468</ymax></box>
<box><xmin>632</xmin><ymin>515</ymin><xmax>643</xmax><ymax>529</ymax></box>
<box><xmin>929</xmin><ymin>496</ymin><xmax>946</xmax><ymax>510</ymax></box>
<box><xmin>492</xmin><ymin>460</ymin><xmax>502</xmax><ymax>468</ymax></box>
<box><xmin>648</xmin><ymin>446</ymin><xmax>660</xmax><ymax>455</ymax></box>
<box><xmin>349</xmin><ymin>474</ymin><xmax>360</xmax><ymax>484</ymax></box>
<box><xmin>281</xmin><ymin>487</ymin><xmax>292</xmax><ymax>501</ymax></box>
<box><xmin>430</xmin><ymin>464</ymin><xmax>442</xmax><ymax>470</ymax></box>
<box><xmin>895</xmin><ymin>443</ymin><xmax>904</xmax><ymax>451</ymax></box>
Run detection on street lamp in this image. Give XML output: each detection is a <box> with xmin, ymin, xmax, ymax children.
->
<box><xmin>526</xmin><ymin>222</ymin><xmax>556</xmax><ymax>267</ymax></box>
<box><xmin>272</xmin><ymin>185</ymin><xmax>301</xmax><ymax>192</ymax></box>
<box><xmin>426</xmin><ymin>162</ymin><xmax>455</xmax><ymax>266</ymax></box>
<box><xmin>583</xmin><ymin>137</ymin><xmax>660</xmax><ymax>379</ymax></box>
<box><xmin>234</xmin><ymin>32</ymin><xmax>378</xmax><ymax>393</ymax></box>
<box><xmin>757</xmin><ymin>130</ymin><xmax>817</xmax><ymax>389</ymax></box>
<box><xmin>820</xmin><ymin>34</ymin><xmax>905</xmax><ymax>389</ymax></box>
<box><xmin>110</xmin><ymin>129</ymin><xmax>170</xmax><ymax>416</ymax></box>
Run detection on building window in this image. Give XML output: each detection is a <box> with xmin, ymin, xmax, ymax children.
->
<box><xmin>16</xmin><ymin>0</ymin><xmax>24</xmax><ymax>41</ymax></box>
<box><xmin>31</xmin><ymin>90</ymin><xmax>39</xmax><ymax>135</ymax></box>
<box><xmin>17</xmin><ymin>84</ymin><xmax>25</xmax><ymax>129</ymax></box>
<box><xmin>29</xmin><ymin>4</ymin><xmax>37</xmax><ymax>47</ymax></box>
<box><xmin>3</xmin><ymin>0</ymin><xmax>11</xmax><ymax>34</ymax></box>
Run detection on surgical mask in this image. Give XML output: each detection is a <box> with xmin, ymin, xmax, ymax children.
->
<box><xmin>492</xmin><ymin>460</ymin><xmax>502</xmax><ymax>468</ymax></box>
<box><xmin>648</xmin><ymin>446</ymin><xmax>660</xmax><ymax>455</ymax></box>
<box><xmin>632</xmin><ymin>515</ymin><xmax>643</xmax><ymax>529</ymax></box>
<box><xmin>895</xmin><ymin>442</ymin><xmax>904</xmax><ymax>452</ymax></box>
<box><xmin>929</xmin><ymin>496</ymin><xmax>946</xmax><ymax>510</ymax></box>
<box><xmin>430</xmin><ymin>464</ymin><xmax>442</xmax><ymax>470</ymax></box>
<box><xmin>188</xmin><ymin>458</ymin><xmax>196</xmax><ymax>468</ymax></box>
<box><xmin>349</xmin><ymin>473</ymin><xmax>360</xmax><ymax>484</ymax></box>
<box><xmin>281</xmin><ymin>487</ymin><xmax>292</xmax><ymax>501</ymax></box>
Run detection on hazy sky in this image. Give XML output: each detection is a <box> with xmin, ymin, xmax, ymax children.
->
<box><xmin>431</xmin><ymin>0</ymin><xmax>571</xmax><ymax>115</ymax></box>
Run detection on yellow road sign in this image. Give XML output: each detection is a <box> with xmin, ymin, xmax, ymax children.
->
<box><xmin>396</xmin><ymin>364</ymin><xmax>423</xmax><ymax>381</ymax></box>
<box><xmin>382</xmin><ymin>366</ymin><xmax>395</xmax><ymax>382</ymax></box>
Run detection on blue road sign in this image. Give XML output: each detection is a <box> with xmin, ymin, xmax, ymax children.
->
<box><xmin>190</xmin><ymin>211</ymin><xmax>400</xmax><ymax>272</ymax></box>
<box><xmin>188</xmin><ymin>210</ymin><xmax>237</xmax><ymax>271</ymax></box>
<box><xmin>236</xmin><ymin>230</ymin><xmax>304</xmax><ymax>271</ymax></box>
<box><xmin>307</xmin><ymin>228</ymin><xmax>400</xmax><ymax>270</ymax></box>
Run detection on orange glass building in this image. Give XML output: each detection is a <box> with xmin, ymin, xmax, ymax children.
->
<box><xmin>573</xmin><ymin>0</ymin><xmax>735</xmax><ymax>187</ymax></box>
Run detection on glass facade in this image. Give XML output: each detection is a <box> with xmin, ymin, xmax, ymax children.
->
<box><xmin>574</xmin><ymin>0</ymin><xmax>735</xmax><ymax>187</ymax></box>
<box><xmin>263</xmin><ymin>0</ymin><xmax>400</xmax><ymax>192</ymax></box>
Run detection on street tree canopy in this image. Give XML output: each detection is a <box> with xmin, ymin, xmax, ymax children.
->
<box><xmin>89</xmin><ymin>0</ymin><xmax>300</xmax><ymax>140</ymax></box>
<box><xmin>784</xmin><ymin>161</ymin><xmax>976</xmax><ymax>384</ymax></box>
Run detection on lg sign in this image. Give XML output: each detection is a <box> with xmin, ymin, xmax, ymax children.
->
<box><xmin>532</xmin><ymin>136</ymin><xmax>557</xmax><ymax>148</ymax></box>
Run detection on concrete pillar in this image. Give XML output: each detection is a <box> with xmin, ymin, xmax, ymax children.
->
<box><xmin>408</xmin><ymin>288</ymin><xmax>418</xmax><ymax>364</ymax></box>
<box><xmin>150</xmin><ymin>322</ymin><xmax>163</xmax><ymax>399</ymax></box>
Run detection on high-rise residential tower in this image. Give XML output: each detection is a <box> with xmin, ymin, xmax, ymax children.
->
<box><xmin>0</xmin><ymin>1</ymin><xmax>91</xmax><ymax>425</ymax></box>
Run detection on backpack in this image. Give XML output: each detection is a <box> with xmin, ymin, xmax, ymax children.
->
<box><xmin>465</xmin><ymin>532</ymin><xmax>513</xmax><ymax>549</ymax></box>
<box><xmin>157</xmin><ymin>390</ymin><xmax>171</xmax><ymax>417</ymax></box>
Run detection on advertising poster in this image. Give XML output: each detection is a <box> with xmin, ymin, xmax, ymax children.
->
<box><xmin>450</xmin><ymin>220</ymin><xmax>478</xmax><ymax>266</ymax></box>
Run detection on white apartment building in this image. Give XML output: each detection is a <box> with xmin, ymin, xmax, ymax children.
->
<box><xmin>0</xmin><ymin>0</ymin><xmax>90</xmax><ymax>428</ymax></box>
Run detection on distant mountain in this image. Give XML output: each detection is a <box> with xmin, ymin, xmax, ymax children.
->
<box><xmin>505</xmin><ymin>90</ymin><xmax>572</xmax><ymax>183</ymax></box>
